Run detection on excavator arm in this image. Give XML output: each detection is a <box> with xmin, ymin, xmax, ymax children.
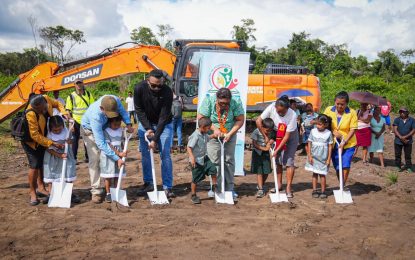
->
<box><xmin>0</xmin><ymin>44</ymin><xmax>176</xmax><ymax>123</ymax></box>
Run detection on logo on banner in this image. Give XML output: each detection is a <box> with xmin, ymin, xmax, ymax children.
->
<box><xmin>209</xmin><ymin>64</ymin><xmax>239</xmax><ymax>90</ymax></box>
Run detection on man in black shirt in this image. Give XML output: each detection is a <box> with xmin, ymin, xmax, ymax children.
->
<box><xmin>134</xmin><ymin>69</ymin><xmax>175</xmax><ymax>198</ymax></box>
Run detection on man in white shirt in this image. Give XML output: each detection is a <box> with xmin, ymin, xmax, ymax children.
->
<box><xmin>125</xmin><ymin>91</ymin><xmax>137</xmax><ymax>124</ymax></box>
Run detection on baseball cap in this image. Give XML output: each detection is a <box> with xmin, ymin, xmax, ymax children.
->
<box><xmin>399</xmin><ymin>107</ymin><xmax>409</xmax><ymax>113</ymax></box>
<box><xmin>75</xmin><ymin>80</ymin><xmax>83</xmax><ymax>84</ymax></box>
<box><xmin>101</xmin><ymin>96</ymin><xmax>119</xmax><ymax>118</ymax></box>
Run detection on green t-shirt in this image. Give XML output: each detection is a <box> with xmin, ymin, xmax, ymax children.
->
<box><xmin>199</xmin><ymin>95</ymin><xmax>245</xmax><ymax>132</ymax></box>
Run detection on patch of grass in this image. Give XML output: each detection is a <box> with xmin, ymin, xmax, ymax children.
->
<box><xmin>182</xmin><ymin>111</ymin><xmax>196</xmax><ymax>119</ymax></box>
<box><xmin>386</xmin><ymin>172</ymin><xmax>398</xmax><ymax>185</ymax></box>
<box><xmin>0</xmin><ymin>138</ymin><xmax>16</xmax><ymax>154</ymax></box>
<box><xmin>0</xmin><ymin>119</ymin><xmax>11</xmax><ymax>137</ymax></box>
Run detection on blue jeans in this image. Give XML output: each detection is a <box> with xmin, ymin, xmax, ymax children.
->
<box><xmin>171</xmin><ymin>116</ymin><xmax>183</xmax><ymax>146</ymax></box>
<box><xmin>138</xmin><ymin>122</ymin><xmax>173</xmax><ymax>189</ymax></box>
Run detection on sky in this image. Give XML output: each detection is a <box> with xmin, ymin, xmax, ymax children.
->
<box><xmin>0</xmin><ymin>0</ymin><xmax>414</xmax><ymax>60</ymax></box>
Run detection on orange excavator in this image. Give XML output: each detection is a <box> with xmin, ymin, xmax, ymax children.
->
<box><xmin>0</xmin><ymin>39</ymin><xmax>321</xmax><ymax>123</ymax></box>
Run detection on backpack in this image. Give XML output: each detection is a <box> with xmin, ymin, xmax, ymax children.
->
<box><xmin>10</xmin><ymin>109</ymin><xmax>39</xmax><ymax>142</ymax></box>
<box><xmin>172</xmin><ymin>96</ymin><xmax>183</xmax><ymax>119</ymax></box>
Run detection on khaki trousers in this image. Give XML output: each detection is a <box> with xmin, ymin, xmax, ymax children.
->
<box><xmin>80</xmin><ymin>127</ymin><xmax>102</xmax><ymax>195</ymax></box>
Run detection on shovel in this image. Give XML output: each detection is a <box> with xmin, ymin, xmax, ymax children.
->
<box><xmin>333</xmin><ymin>139</ymin><xmax>353</xmax><ymax>204</ymax></box>
<box><xmin>110</xmin><ymin>129</ymin><xmax>133</xmax><ymax>207</ymax></box>
<box><xmin>145</xmin><ymin>133</ymin><xmax>169</xmax><ymax>205</ymax></box>
<box><xmin>48</xmin><ymin>120</ymin><xmax>75</xmax><ymax>208</ymax></box>
<box><xmin>215</xmin><ymin>137</ymin><xmax>234</xmax><ymax>205</ymax></box>
<box><xmin>207</xmin><ymin>175</ymin><xmax>215</xmax><ymax>198</ymax></box>
<box><xmin>269</xmin><ymin>144</ymin><xmax>288</xmax><ymax>203</ymax></box>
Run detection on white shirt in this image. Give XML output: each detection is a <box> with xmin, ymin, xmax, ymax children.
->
<box><xmin>126</xmin><ymin>96</ymin><xmax>134</xmax><ymax>112</ymax></box>
<box><xmin>260</xmin><ymin>103</ymin><xmax>298</xmax><ymax>132</ymax></box>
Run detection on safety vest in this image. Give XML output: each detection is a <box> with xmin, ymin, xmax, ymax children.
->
<box><xmin>66</xmin><ymin>90</ymin><xmax>94</xmax><ymax>124</ymax></box>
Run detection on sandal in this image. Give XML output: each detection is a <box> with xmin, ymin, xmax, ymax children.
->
<box><xmin>41</xmin><ymin>195</ymin><xmax>49</xmax><ymax>204</ymax></box>
<box><xmin>36</xmin><ymin>191</ymin><xmax>48</xmax><ymax>198</ymax></box>
<box><xmin>312</xmin><ymin>190</ymin><xmax>320</xmax><ymax>198</ymax></box>
<box><xmin>320</xmin><ymin>192</ymin><xmax>327</xmax><ymax>199</ymax></box>
<box><xmin>29</xmin><ymin>199</ymin><xmax>40</xmax><ymax>206</ymax></box>
<box><xmin>286</xmin><ymin>192</ymin><xmax>294</xmax><ymax>198</ymax></box>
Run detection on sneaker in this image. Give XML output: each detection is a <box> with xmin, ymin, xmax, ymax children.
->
<box><xmin>71</xmin><ymin>194</ymin><xmax>81</xmax><ymax>204</ymax></box>
<box><xmin>91</xmin><ymin>194</ymin><xmax>102</xmax><ymax>204</ymax></box>
<box><xmin>164</xmin><ymin>189</ymin><xmax>176</xmax><ymax>199</ymax></box>
<box><xmin>320</xmin><ymin>192</ymin><xmax>328</xmax><ymax>199</ymax></box>
<box><xmin>137</xmin><ymin>183</ymin><xmax>154</xmax><ymax>195</ymax></box>
<box><xmin>105</xmin><ymin>193</ymin><xmax>112</xmax><ymax>203</ymax></box>
<box><xmin>407</xmin><ymin>168</ymin><xmax>414</xmax><ymax>173</ymax></box>
<box><xmin>191</xmin><ymin>194</ymin><xmax>201</xmax><ymax>204</ymax></box>
<box><xmin>256</xmin><ymin>189</ymin><xmax>265</xmax><ymax>198</ymax></box>
<box><xmin>312</xmin><ymin>190</ymin><xmax>320</xmax><ymax>198</ymax></box>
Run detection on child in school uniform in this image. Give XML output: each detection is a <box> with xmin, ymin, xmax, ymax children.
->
<box><xmin>187</xmin><ymin>117</ymin><xmax>217</xmax><ymax>204</ymax></box>
<box><xmin>43</xmin><ymin>115</ymin><xmax>79</xmax><ymax>203</ymax></box>
<box><xmin>250</xmin><ymin>118</ymin><xmax>275</xmax><ymax>198</ymax></box>
<box><xmin>99</xmin><ymin>116</ymin><xmax>127</xmax><ymax>203</ymax></box>
<box><xmin>305</xmin><ymin>114</ymin><xmax>333</xmax><ymax>199</ymax></box>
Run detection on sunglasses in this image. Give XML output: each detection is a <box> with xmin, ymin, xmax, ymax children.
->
<box><xmin>148</xmin><ymin>81</ymin><xmax>163</xmax><ymax>89</ymax></box>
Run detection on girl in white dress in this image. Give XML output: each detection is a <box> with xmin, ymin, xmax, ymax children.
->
<box><xmin>43</xmin><ymin>116</ymin><xmax>79</xmax><ymax>203</ymax></box>
<box><xmin>305</xmin><ymin>114</ymin><xmax>333</xmax><ymax>199</ymax></box>
<box><xmin>99</xmin><ymin>116</ymin><xmax>126</xmax><ymax>202</ymax></box>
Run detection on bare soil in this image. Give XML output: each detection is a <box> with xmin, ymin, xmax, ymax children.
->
<box><xmin>0</xmin><ymin>127</ymin><xmax>414</xmax><ymax>259</ymax></box>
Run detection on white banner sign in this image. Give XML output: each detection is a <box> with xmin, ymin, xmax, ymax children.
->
<box><xmin>197</xmin><ymin>50</ymin><xmax>250</xmax><ymax>176</ymax></box>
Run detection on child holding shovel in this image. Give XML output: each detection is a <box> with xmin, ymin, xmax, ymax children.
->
<box><xmin>100</xmin><ymin>116</ymin><xmax>127</xmax><ymax>203</ymax></box>
<box><xmin>187</xmin><ymin>117</ymin><xmax>217</xmax><ymax>204</ymax></box>
<box><xmin>43</xmin><ymin>116</ymin><xmax>79</xmax><ymax>203</ymax></box>
<box><xmin>304</xmin><ymin>114</ymin><xmax>333</xmax><ymax>199</ymax></box>
<box><xmin>250</xmin><ymin>118</ymin><xmax>275</xmax><ymax>198</ymax></box>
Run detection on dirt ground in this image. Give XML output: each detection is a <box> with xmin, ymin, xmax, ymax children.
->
<box><xmin>0</xmin><ymin>125</ymin><xmax>414</xmax><ymax>259</ymax></box>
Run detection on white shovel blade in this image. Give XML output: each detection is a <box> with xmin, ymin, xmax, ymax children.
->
<box><xmin>333</xmin><ymin>189</ymin><xmax>353</xmax><ymax>204</ymax></box>
<box><xmin>147</xmin><ymin>191</ymin><xmax>169</xmax><ymax>205</ymax></box>
<box><xmin>215</xmin><ymin>192</ymin><xmax>234</xmax><ymax>205</ymax></box>
<box><xmin>269</xmin><ymin>192</ymin><xmax>289</xmax><ymax>203</ymax></box>
<box><xmin>48</xmin><ymin>182</ymin><xmax>73</xmax><ymax>208</ymax></box>
<box><xmin>110</xmin><ymin>188</ymin><xmax>129</xmax><ymax>207</ymax></box>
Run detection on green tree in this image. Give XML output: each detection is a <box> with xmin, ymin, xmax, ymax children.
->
<box><xmin>130</xmin><ymin>26</ymin><xmax>159</xmax><ymax>46</ymax></box>
<box><xmin>376</xmin><ymin>49</ymin><xmax>403</xmax><ymax>82</ymax></box>
<box><xmin>39</xmin><ymin>25</ymin><xmax>85</xmax><ymax>63</ymax></box>
<box><xmin>285</xmin><ymin>32</ymin><xmax>325</xmax><ymax>74</ymax></box>
<box><xmin>156</xmin><ymin>24</ymin><xmax>174</xmax><ymax>51</ymax></box>
<box><xmin>231</xmin><ymin>18</ymin><xmax>256</xmax><ymax>51</ymax></box>
<box><xmin>351</xmin><ymin>55</ymin><xmax>370</xmax><ymax>76</ymax></box>
<box><xmin>0</xmin><ymin>48</ymin><xmax>50</xmax><ymax>75</ymax></box>
<box><xmin>404</xmin><ymin>63</ymin><xmax>415</xmax><ymax>77</ymax></box>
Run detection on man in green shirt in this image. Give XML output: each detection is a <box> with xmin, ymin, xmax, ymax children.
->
<box><xmin>198</xmin><ymin>88</ymin><xmax>245</xmax><ymax>200</ymax></box>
